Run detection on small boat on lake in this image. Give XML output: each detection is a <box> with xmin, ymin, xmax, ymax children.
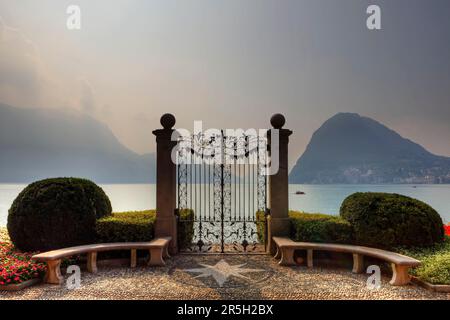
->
<box><xmin>295</xmin><ymin>191</ymin><xmax>305</xmax><ymax>195</ymax></box>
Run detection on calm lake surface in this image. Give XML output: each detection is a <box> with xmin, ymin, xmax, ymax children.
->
<box><xmin>0</xmin><ymin>184</ymin><xmax>449</xmax><ymax>226</ymax></box>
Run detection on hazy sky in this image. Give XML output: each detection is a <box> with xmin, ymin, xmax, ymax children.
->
<box><xmin>1</xmin><ymin>0</ymin><xmax>449</xmax><ymax>167</ymax></box>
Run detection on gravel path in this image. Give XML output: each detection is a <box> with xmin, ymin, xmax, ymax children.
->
<box><xmin>1</xmin><ymin>254</ymin><xmax>449</xmax><ymax>300</ymax></box>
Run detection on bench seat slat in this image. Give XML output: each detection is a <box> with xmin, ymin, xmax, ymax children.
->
<box><xmin>33</xmin><ymin>237</ymin><xmax>172</xmax><ymax>285</ymax></box>
<box><xmin>272</xmin><ymin>236</ymin><xmax>421</xmax><ymax>286</ymax></box>
<box><xmin>33</xmin><ymin>237</ymin><xmax>171</xmax><ymax>261</ymax></box>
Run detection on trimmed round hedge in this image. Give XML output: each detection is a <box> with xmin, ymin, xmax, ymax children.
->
<box><xmin>340</xmin><ymin>192</ymin><xmax>444</xmax><ymax>249</ymax></box>
<box><xmin>8</xmin><ymin>178</ymin><xmax>112</xmax><ymax>252</ymax></box>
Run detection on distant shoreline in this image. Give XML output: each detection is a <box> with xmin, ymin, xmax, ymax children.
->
<box><xmin>1</xmin><ymin>184</ymin><xmax>449</xmax><ymax>226</ymax></box>
<box><xmin>1</xmin><ymin>182</ymin><xmax>450</xmax><ymax>186</ymax></box>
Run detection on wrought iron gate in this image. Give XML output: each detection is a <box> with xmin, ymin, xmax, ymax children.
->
<box><xmin>176</xmin><ymin>129</ymin><xmax>269</xmax><ymax>253</ymax></box>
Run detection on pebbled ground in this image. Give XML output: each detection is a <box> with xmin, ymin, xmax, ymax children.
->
<box><xmin>1</xmin><ymin>254</ymin><xmax>449</xmax><ymax>300</ymax></box>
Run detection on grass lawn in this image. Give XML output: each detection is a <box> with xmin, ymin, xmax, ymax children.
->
<box><xmin>396</xmin><ymin>236</ymin><xmax>450</xmax><ymax>285</ymax></box>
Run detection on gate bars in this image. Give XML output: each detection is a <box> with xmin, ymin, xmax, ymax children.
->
<box><xmin>176</xmin><ymin>129</ymin><xmax>269</xmax><ymax>253</ymax></box>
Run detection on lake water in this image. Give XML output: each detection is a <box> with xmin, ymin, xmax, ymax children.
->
<box><xmin>0</xmin><ymin>184</ymin><xmax>449</xmax><ymax>226</ymax></box>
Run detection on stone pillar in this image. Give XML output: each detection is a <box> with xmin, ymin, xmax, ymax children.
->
<box><xmin>152</xmin><ymin>114</ymin><xmax>178</xmax><ymax>254</ymax></box>
<box><xmin>268</xmin><ymin>113</ymin><xmax>292</xmax><ymax>254</ymax></box>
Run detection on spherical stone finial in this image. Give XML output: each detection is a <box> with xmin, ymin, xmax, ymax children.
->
<box><xmin>270</xmin><ymin>113</ymin><xmax>285</xmax><ymax>129</ymax></box>
<box><xmin>160</xmin><ymin>113</ymin><xmax>176</xmax><ymax>129</ymax></box>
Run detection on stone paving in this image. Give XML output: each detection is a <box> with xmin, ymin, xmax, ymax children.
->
<box><xmin>1</xmin><ymin>254</ymin><xmax>449</xmax><ymax>300</ymax></box>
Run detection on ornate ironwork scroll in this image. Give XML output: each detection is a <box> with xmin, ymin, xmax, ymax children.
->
<box><xmin>176</xmin><ymin>129</ymin><xmax>268</xmax><ymax>253</ymax></box>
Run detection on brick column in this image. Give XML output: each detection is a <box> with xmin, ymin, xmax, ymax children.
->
<box><xmin>268</xmin><ymin>113</ymin><xmax>292</xmax><ymax>254</ymax></box>
<box><xmin>152</xmin><ymin>114</ymin><xmax>178</xmax><ymax>254</ymax></box>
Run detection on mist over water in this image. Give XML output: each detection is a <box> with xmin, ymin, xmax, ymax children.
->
<box><xmin>0</xmin><ymin>184</ymin><xmax>449</xmax><ymax>227</ymax></box>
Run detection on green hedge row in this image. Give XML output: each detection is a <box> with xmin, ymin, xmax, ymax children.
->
<box><xmin>288</xmin><ymin>192</ymin><xmax>444</xmax><ymax>250</ymax></box>
<box><xmin>96</xmin><ymin>209</ymin><xmax>196</xmax><ymax>246</ymax></box>
<box><xmin>289</xmin><ymin>211</ymin><xmax>353</xmax><ymax>244</ymax></box>
<box><xmin>96</xmin><ymin>210</ymin><xmax>156</xmax><ymax>242</ymax></box>
<box><xmin>177</xmin><ymin>209</ymin><xmax>195</xmax><ymax>249</ymax></box>
<box><xmin>8</xmin><ymin>178</ymin><xmax>199</xmax><ymax>251</ymax></box>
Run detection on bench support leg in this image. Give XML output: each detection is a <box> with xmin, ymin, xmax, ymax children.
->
<box><xmin>274</xmin><ymin>247</ymin><xmax>281</xmax><ymax>260</ymax></box>
<box><xmin>148</xmin><ymin>248</ymin><xmax>165</xmax><ymax>266</ymax></box>
<box><xmin>44</xmin><ymin>260</ymin><xmax>63</xmax><ymax>285</ymax></box>
<box><xmin>87</xmin><ymin>252</ymin><xmax>98</xmax><ymax>273</ymax></box>
<box><xmin>131</xmin><ymin>249</ymin><xmax>137</xmax><ymax>268</ymax></box>
<box><xmin>163</xmin><ymin>244</ymin><xmax>170</xmax><ymax>259</ymax></box>
<box><xmin>307</xmin><ymin>249</ymin><xmax>314</xmax><ymax>268</ymax></box>
<box><xmin>390</xmin><ymin>263</ymin><xmax>411</xmax><ymax>286</ymax></box>
<box><xmin>279</xmin><ymin>248</ymin><xmax>295</xmax><ymax>266</ymax></box>
<box><xmin>352</xmin><ymin>254</ymin><xmax>364</xmax><ymax>273</ymax></box>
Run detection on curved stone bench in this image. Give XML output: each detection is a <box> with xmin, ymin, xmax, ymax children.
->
<box><xmin>32</xmin><ymin>237</ymin><xmax>171</xmax><ymax>285</ymax></box>
<box><xmin>272</xmin><ymin>237</ymin><xmax>421</xmax><ymax>286</ymax></box>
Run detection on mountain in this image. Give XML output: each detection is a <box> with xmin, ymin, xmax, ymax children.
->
<box><xmin>0</xmin><ymin>104</ymin><xmax>155</xmax><ymax>183</ymax></box>
<box><xmin>289</xmin><ymin>113</ymin><xmax>450</xmax><ymax>184</ymax></box>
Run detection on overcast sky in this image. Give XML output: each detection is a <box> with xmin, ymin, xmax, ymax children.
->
<box><xmin>1</xmin><ymin>0</ymin><xmax>449</xmax><ymax>167</ymax></box>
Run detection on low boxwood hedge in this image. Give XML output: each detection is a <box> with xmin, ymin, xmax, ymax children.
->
<box><xmin>177</xmin><ymin>209</ymin><xmax>195</xmax><ymax>249</ymax></box>
<box><xmin>97</xmin><ymin>209</ymin><xmax>195</xmax><ymax>247</ymax></box>
<box><xmin>96</xmin><ymin>210</ymin><xmax>156</xmax><ymax>243</ymax></box>
<box><xmin>289</xmin><ymin>211</ymin><xmax>353</xmax><ymax>244</ymax></box>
